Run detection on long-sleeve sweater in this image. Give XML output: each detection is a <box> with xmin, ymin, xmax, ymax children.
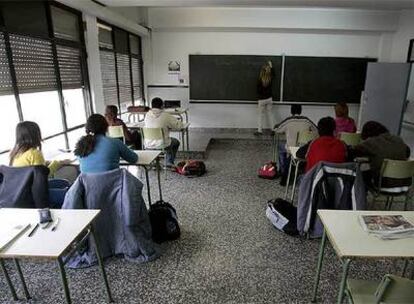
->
<box><xmin>78</xmin><ymin>135</ymin><xmax>138</xmax><ymax>173</ymax></box>
<box><xmin>12</xmin><ymin>148</ymin><xmax>60</xmax><ymax>176</ymax></box>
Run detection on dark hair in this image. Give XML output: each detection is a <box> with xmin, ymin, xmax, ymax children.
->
<box><xmin>151</xmin><ymin>97</ymin><xmax>163</xmax><ymax>109</ymax></box>
<box><xmin>291</xmin><ymin>104</ymin><xmax>302</xmax><ymax>115</ymax></box>
<box><xmin>317</xmin><ymin>117</ymin><xmax>336</xmax><ymax>136</ymax></box>
<box><xmin>74</xmin><ymin>114</ymin><xmax>108</xmax><ymax>157</ymax></box>
<box><xmin>9</xmin><ymin>121</ymin><xmax>42</xmax><ymax>165</ymax></box>
<box><xmin>361</xmin><ymin>121</ymin><xmax>388</xmax><ymax>140</ymax></box>
<box><xmin>335</xmin><ymin>102</ymin><xmax>349</xmax><ymax>118</ymax></box>
<box><xmin>105</xmin><ymin>105</ymin><xmax>118</xmax><ymax>117</ymax></box>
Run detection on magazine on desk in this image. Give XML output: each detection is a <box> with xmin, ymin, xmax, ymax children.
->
<box><xmin>359</xmin><ymin>215</ymin><xmax>414</xmax><ymax>240</ymax></box>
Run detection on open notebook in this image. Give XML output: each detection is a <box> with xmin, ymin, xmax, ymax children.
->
<box><xmin>0</xmin><ymin>223</ymin><xmax>31</xmax><ymax>252</ymax></box>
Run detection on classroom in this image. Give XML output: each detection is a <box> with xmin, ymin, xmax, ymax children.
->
<box><xmin>1</xmin><ymin>0</ymin><xmax>414</xmax><ymax>303</ymax></box>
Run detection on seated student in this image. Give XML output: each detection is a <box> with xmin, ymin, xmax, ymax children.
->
<box><xmin>334</xmin><ymin>101</ymin><xmax>357</xmax><ymax>135</ymax></box>
<box><xmin>350</xmin><ymin>121</ymin><xmax>410</xmax><ymax>187</ymax></box>
<box><xmin>144</xmin><ymin>97</ymin><xmax>183</xmax><ymax>167</ymax></box>
<box><xmin>104</xmin><ymin>105</ymin><xmax>142</xmax><ymax>150</ymax></box>
<box><xmin>296</xmin><ymin>117</ymin><xmax>347</xmax><ymax>172</ymax></box>
<box><xmin>274</xmin><ymin>104</ymin><xmax>317</xmax><ymax>184</ymax></box>
<box><xmin>10</xmin><ymin>121</ymin><xmax>69</xmax><ymax>176</ymax></box>
<box><xmin>74</xmin><ymin>114</ymin><xmax>138</xmax><ymax>173</ymax></box>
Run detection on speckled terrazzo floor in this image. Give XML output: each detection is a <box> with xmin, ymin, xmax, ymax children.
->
<box><xmin>0</xmin><ymin>139</ymin><xmax>405</xmax><ymax>304</ymax></box>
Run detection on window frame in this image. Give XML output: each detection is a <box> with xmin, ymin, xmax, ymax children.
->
<box><xmin>0</xmin><ymin>1</ymin><xmax>92</xmax><ymax>154</ymax></box>
<box><xmin>98</xmin><ymin>19</ymin><xmax>145</xmax><ymax>114</ymax></box>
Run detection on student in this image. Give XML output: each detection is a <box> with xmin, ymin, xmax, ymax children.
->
<box><xmin>275</xmin><ymin>104</ymin><xmax>317</xmax><ymax>183</ymax></box>
<box><xmin>105</xmin><ymin>105</ymin><xmax>142</xmax><ymax>149</ymax></box>
<box><xmin>10</xmin><ymin>121</ymin><xmax>69</xmax><ymax>176</ymax></box>
<box><xmin>351</xmin><ymin>121</ymin><xmax>410</xmax><ymax>186</ymax></box>
<box><xmin>334</xmin><ymin>102</ymin><xmax>356</xmax><ymax>134</ymax></box>
<box><xmin>144</xmin><ymin>97</ymin><xmax>183</xmax><ymax>167</ymax></box>
<box><xmin>74</xmin><ymin>114</ymin><xmax>138</xmax><ymax>173</ymax></box>
<box><xmin>296</xmin><ymin>117</ymin><xmax>347</xmax><ymax>172</ymax></box>
<box><xmin>255</xmin><ymin>61</ymin><xmax>275</xmax><ymax>135</ymax></box>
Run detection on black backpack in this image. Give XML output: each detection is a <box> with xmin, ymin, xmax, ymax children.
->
<box><xmin>266</xmin><ymin>198</ymin><xmax>298</xmax><ymax>236</ymax></box>
<box><xmin>148</xmin><ymin>200</ymin><xmax>180</xmax><ymax>243</ymax></box>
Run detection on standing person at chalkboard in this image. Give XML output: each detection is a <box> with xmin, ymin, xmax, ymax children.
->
<box><xmin>255</xmin><ymin>61</ymin><xmax>275</xmax><ymax>136</ymax></box>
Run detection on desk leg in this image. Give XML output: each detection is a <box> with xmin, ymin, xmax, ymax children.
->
<box><xmin>156</xmin><ymin>157</ymin><xmax>163</xmax><ymax>201</ymax></box>
<box><xmin>90</xmin><ymin>227</ymin><xmax>114</xmax><ymax>303</ymax></box>
<box><xmin>290</xmin><ymin>161</ymin><xmax>300</xmax><ymax>203</ymax></box>
<box><xmin>0</xmin><ymin>259</ymin><xmax>18</xmax><ymax>300</ymax></box>
<box><xmin>311</xmin><ymin>229</ymin><xmax>327</xmax><ymax>303</ymax></box>
<box><xmin>144</xmin><ymin>166</ymin><xmax>152</xmax><ymax>206</ymax></box>
<box><xmin>337</xmin><ymin>259</ymin><xmax>351</xmax><ymax>304</ymax></box>
<box><xmin>181</xmin><ymin>130</ymin><xmax>185</xmax><ymax>152</ymax></box>
<box><xmin>14</xmin><ymin>259</ymin><xmax>30</xmax><ymax>299</ymax></box>
<box><xmin>57</xmin><ymin>257</ymin><xmax>71</xmax><ymax>304</ymax></box>
<box><xmin>186</xmin><ymin>128</ymin><xmax>189</xmax><ymax>152</ymax></box>
<box><xmin>184</xmin><ymin>112</ymin><xmax>188</xmax><ymax>124</ymax></box>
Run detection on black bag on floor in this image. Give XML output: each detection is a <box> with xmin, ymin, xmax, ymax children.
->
<box><xmin>149</xmin><ymin>200</ymin><xmax>180</xmax><ymax>243</ymax></box>
<box><xmin>266</xmin><ymin>198</ymin><xmax>298</xmax><ymax>236</ymax></box>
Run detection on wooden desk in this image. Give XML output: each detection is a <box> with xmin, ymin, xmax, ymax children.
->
<box><xmin>127</xmin><ymin>108</ymin><xmax>189</xmax><ymax>124</ymax></box>
<box><xmin>312</xmin><ymin>210</ymin><xmax>414</xmax><ymax>304</ymax></box>
<box><xmin>0</xmin><ymin>208</ymin><xmax>113</xmax><ymax>303</ymax></box>
<box><xmin>165</xmin><ymin>107</ymin><xmax>189</xmax><ymax>123</ymax></box>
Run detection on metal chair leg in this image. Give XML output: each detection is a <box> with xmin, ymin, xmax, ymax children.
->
<box><xmin>290</xmin><ymin>161</ymin><xmax>300</xmax><ymax>203</ymax></box>
<box><xmin>144</xmin><ymin>166</ymin><xmax>152</xmax><ymax>206</ymax></box>
<box><xmin>337</xmin><ymin>259</ymin><xmax>352</xmax><ymax>304</ymax></box>
<box><xmin>311</xmin><ymin>229</ymin><xmax>327</xmax><ymax>303</ymax></box>
<box><xmin>285</xmin><ymin>159</ymin><xmax>293</xmax><ymax>199</ymax></box>
<box><xmin>156</xmin><ymin>157</ymin><xmax>163</xmax><ymax>202</ymax></box>
<box><xmin>0</xmin><ymin>259</ymin><xmax>18</xmax><ymax>300</ymax></box>
<box><xmin>14</xmin><ymin>259</ymin><xmax>30</xmax><ymax>299</ymax></box>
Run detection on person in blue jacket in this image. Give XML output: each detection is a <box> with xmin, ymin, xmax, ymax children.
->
<box><xmin>74</xmin><ymin>114</ymin><xmax>138</xmax><ymax>173</ymax></box>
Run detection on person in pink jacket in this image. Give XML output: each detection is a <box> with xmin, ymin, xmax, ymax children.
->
<box><xmin>334</xmin><ymin>102</ymin><xmax>357</xmax><ymax>135</ymax></box>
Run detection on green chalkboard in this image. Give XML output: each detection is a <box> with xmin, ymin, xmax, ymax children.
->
<box><xmin>189</xmin><ymin>55</ymin><xmax>282</xmax><ymax>101</ymax></box>
<box><xmin>283</xmin><ymin>56</ymin><xmax>377</xmax><ymax>103</ymax></box>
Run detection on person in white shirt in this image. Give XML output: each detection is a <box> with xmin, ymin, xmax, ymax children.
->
<box><xmin>144</xmin><ymin>97</ymin><xmax>183</xmax><ymax>166</ymax></box>
<box><xmin>274</xmin><ymin>104</ymin><xmax>317</xmax><ymax>185</ymax></box>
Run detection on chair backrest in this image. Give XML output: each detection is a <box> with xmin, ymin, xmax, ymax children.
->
<box><xmin>378</xmin><ymin>275</ymin><xmax>414</xmax><ymax>303</ymax></box>
<box><xmin>340</xmin><ymin>132</ymin><xmax>361</xmax><ymax>147</ymax></box>
<box><xmin>107</xmin><ymin>126</ymin><xmax>125</xmax><ymax>143</ymax></box>
<box><xmin>296</xmin><ymin>129</ymin><xmax>317</xmax><ymax>146</ymax></box>
<box><xmin>380</xmin><ymin>159</ymin><xmax>414</xmax><ymax>179</ymax></box>
<box><xmin>141</xmin><ymin>127</ymin><xmax>165</xmax><ymax>149</ymax></box>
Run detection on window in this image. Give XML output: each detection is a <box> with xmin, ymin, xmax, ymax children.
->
<box><xmin>98</xmin><ymin>22</ymin><xmax>144</xmax><ymax>113</ymax></box>
<box><xmin>0</xmin><ymin>2</ymin><xmax>90</xmax><ymax>154</ymax></box>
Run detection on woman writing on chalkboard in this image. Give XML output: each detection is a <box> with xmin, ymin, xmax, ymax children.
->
<box><xmin>255</xmin><ymin>61</ymin><xmax>275</xmax><ymax>135</ymax></box>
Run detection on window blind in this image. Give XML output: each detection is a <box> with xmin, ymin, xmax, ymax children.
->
<box><xmin>100</xmin><ymin>49</ymin><xmax>118</xmax><ymax>105</ymax></box>
<box><xmin>57</xmin><ymin>45</ymin><xmax>83</xmax><ymax>90</ymax></box>
<box><xmin>0</xmin><ymin>32</ymin><xmax>13</xmax><ymax>96</ymax></box>
<box><xmin>116</xmin><ymin>53</ymin><xmax>132</xmax><ymax>105</ymax></box>
<box><xmin>131</xmin><ymin>56</ymin><xmax>143</xmax><ymax>102</ymax></box>
<box><xmin>10</xmin><ymin>34</ymin><xmax>57</xmax><ymax>93</ymax></box>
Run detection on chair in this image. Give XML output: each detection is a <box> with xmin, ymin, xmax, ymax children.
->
<box><xmin>370</xmin><ymin>159</ymin><xmax>414</xmax><ymax>210</ymax></box>
<box><xmin>107</xmin><ymin>125</ymin><xmax>125</xmax><ymax>143</ymax></box>
<box><xmin>340</xmin><ymin>132</ymin><xmax>362</xmax><ymax>147</ymax></box>
<box><xmin>284</xmin><ymin>129</ymin><xmax>318</xmax><ymax>202</ymax></box>
<box><xmin>48</xmin><ymin>178</ymin><xmax>71</xmax><ymax>209</ymax></box>
<box><xmin>141</xmin><ymin>127</ymin><xmax>168</xmax><ymax>179</ymax></box>
<box><xmin>346</xmin><ymin>274</ymin><xmax>414</xmax><ymax>304</ymax></box>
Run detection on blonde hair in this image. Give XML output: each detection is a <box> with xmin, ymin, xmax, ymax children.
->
<box><xmin>335</xmin><ymin>102</ymin><xmax>349</xmax><ymax>118</ymax></box>
<box><xmin>259</xmin><ymin>64</ymin><xmax>272</xmax><ymax>87</ymax></box>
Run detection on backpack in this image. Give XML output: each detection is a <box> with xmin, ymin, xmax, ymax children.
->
<box><xmin>176</xmin><ymin>160</ymin><xmax>206</xmax><ymax>177</ymax></box>
<box><xmin>148</xmin><ymin>200</ymin><xmax>180</xmax><ymax>243</ymax></box>
<box><xmin>266</xmin><ymin>198</ymin><xmax>298</xmax><ymax>236</ymax></box>
<box><xmin>258</xmin><ymin>162</ymin><xmax>277</xmax><ymax>179</ymax></box>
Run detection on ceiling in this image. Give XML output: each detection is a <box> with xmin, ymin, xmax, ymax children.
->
<box><xmin>98</xmin><ymin>0</ymin><xmax>414</xmax><ymax>10</ymax></box>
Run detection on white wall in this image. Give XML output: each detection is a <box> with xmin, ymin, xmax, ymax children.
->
<box><xmin>147</xmin><ymin>7</ymin><xmax>398</xmax><ymax>128</ymax></box>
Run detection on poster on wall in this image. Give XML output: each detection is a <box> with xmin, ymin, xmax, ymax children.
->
<box><xmin>168</xmin><ymin>61</ymin><xmax>181</xmax><ymax>74</ymax></box>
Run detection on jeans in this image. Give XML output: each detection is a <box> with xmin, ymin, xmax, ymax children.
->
<box><xmin>257</xmin><ymin>97</ymin><xmax>275</xmax><ymax>132</ymax></box>
<box><xmin>165</xmin><ymin>137</ymin><xmax>180</xmax><ymax>165</ymax></box>
<box><xmin>278</xmin><ymin>143</ymin><xmax>290</xmax><ymax>177</ymax></box>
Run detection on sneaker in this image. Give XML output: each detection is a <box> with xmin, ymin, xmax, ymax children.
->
<box><xmin>254</xmin><ymin>131</ymin><xmax>263</xmax><ymax>136</ymax></box>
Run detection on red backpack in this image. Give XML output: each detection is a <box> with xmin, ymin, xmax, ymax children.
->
<box><xmin>258</xmin><ymin>162</ymin><xmax>277</xmax><ymax>179</ymax></box>
<box><xmin>175</xmin><ymin>160</ymin><xmax>206</xmax><ymax>177</ymax></box>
